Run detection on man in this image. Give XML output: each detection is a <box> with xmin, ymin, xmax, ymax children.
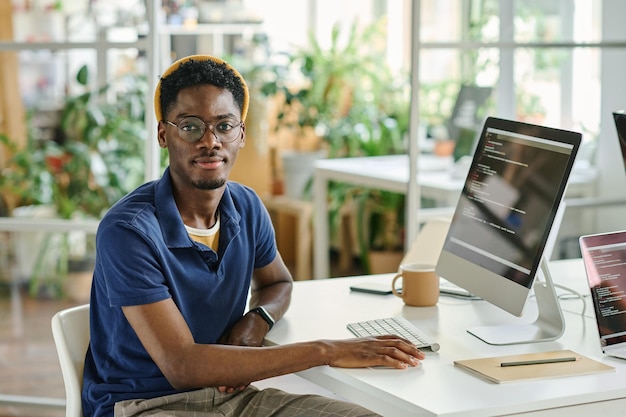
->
<box><xmin>83</xmin><ymin>55</ymin><xmax>424</xmax><ymax>417</ymax></box>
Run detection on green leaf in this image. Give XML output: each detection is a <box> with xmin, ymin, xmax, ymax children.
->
<box><xmin>76</xmin><ymin>65</ymin><xmax>89</xmax><ymax>86</ymax></box>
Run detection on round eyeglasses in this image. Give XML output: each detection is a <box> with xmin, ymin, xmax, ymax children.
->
<box><xmin>165</xmin><ymin>116</ymin><xmax>243</xmax><ymax>143</ymax></box>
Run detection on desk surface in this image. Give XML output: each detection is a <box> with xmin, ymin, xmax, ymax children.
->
<box><xmin>265</xmin><ymin>259</ymin><xmax>626</xmax><ymax>417</ymax></box>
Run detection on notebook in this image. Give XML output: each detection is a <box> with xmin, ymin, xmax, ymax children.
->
<box><xmin>454</xmin><ymin>349</ymin><xmax>614</xmax><ymax>384</ymax></box>
<box><xmin>579</xmin><ymin>230</ymin><xmax>626</xmax><ymax>360</ymax></box>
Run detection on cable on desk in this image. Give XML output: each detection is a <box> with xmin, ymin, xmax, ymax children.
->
<box><xmin>554</xmin><ymin>283</ymin><xmax>587</xmax><ymax>316</ymax></box>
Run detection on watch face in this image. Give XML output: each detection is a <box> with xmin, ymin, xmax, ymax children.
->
<box><xmin>254</xmin><ymin>306</ymin><xmax>275</xmax><ymax>328</ymax></box>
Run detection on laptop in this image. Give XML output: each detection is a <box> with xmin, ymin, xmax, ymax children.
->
<box><xmin>579</xmin><ymin>230</ymin><xmax>626</xmax><ymax>360</ymax></box>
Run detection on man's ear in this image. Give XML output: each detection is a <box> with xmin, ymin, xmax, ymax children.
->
<box><xmin>239</xmin><ymin>124</ymin><xmax>246</xmax><ymax>148</ymax></box>
<box><xmin>157</xmin><ymin>121</ymin><xmax>167</xmax><ymax>148</ymax></box>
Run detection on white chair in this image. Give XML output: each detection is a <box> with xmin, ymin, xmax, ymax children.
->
<box><xmin>400</xmin><ymin>216</ymin><xmax>451</xmax><ymax>267</ymax></box>
<box><xmin>51</xmin><ymin>304</ymin><xmax>90</xmax><ymax>417</ymax></box>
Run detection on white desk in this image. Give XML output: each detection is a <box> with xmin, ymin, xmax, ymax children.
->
<box><xmin>265</xmin><ymin>259</ymin><xmax>626</xmax><ymax>416</ymax></box>
<box><xmin>312</xmin><ymin>155</ymin><xmax>598</xmax><ymax>278</ymax></box>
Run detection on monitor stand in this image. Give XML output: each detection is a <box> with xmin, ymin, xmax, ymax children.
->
<box><xmin>467</xmin><ymin>258</ymin><xmax>565</xmax><ymax>345</ymax></box>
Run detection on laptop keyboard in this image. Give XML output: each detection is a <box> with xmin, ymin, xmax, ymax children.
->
<box><xmin>347</xmin><ymin>316</ymin><xmax>440</xmax><ymax>351</ymax></box>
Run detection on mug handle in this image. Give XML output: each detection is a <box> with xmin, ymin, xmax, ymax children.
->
<box><xmin>391</xmin><ymin>273</ymin><xmax>403</xmax><ymax>298</ymax></box>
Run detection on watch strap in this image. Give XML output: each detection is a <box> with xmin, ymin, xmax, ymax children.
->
<box><xmin>250</xmin><ymin>306</ymin><xmax>275</xmax><ymax>330</ymax></box>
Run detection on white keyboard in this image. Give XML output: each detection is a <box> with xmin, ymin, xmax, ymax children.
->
<box><xmin>347</xmin><ymin>317</ymin><xmax>440</xmax><ymax>351</ymax></box>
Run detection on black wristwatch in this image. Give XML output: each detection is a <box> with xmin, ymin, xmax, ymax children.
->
<box><xmin>249</xmin><ymin>306</ymin><xmax>275</xmax><ymax>330</ymax></box>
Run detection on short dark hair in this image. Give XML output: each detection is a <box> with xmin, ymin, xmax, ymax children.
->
<box><xmin>158</xmin><ymin>58</ymin><xmax>246</xmax><ymax>121</ymax></box>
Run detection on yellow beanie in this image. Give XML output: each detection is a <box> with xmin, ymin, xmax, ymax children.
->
<box><xmin>153</xmin><ymin>54</ymin><xmax>249</xmax><ymax>122</ymax></box>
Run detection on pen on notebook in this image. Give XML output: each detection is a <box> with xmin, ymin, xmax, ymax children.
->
<box><xmin>500</xmin><ymin>356</ymin><xmax>577</xmax><ymax>367</ymax></box>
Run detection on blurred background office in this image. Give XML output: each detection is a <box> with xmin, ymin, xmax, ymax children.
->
<box><xmin>1</xmin><ymin>0</ymin><xmax>626</xmax><ymax>285</ymax></box>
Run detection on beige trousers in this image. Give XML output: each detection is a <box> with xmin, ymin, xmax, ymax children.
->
<box><xmin>114</xmin><ymin>385</ymin><xmax>380</xmax><ymax>417</ymax></box>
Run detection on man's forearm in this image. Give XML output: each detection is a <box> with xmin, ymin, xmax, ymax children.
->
<box><xmin>249</xmin><ymin>280</ymin><xmax>293</xmax><ymax>322</ymax></box>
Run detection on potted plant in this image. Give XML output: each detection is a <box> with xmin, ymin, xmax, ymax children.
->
<box><xmin>354</xmin><ymin>188</ymin><xmax>405</xmax><ymax>274</ymax></box>
<box><xmin>346</xmin><ymin>111</ymin><xmax>408</xmax><ymax>274</ymax></box>
<box><xmin>250</xmin><ymin>19</ymin><xmax>412</xmax><ymax>273</ymax></box>
<box><xmin>229</xmin><ymin>19</ymin><xmax>410</xmax><ymax>274</ymax></box>
<box><xmin>263</xmin><ymin>18</ymin><xmax>409</xmax><ymax>199</ymax></box>
<box><xmin>0</xmin><ymin>65</ymin><xmax>147</xmax><ymax>298</ymax></box>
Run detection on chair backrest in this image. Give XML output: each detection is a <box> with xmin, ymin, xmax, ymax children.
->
<box><xmin>400</xmin><ymin>217</ymin><xmax>451</xmax><ymax>267</ymax></box>
<box><xmin>51</xmin><ymin>304</ymin><xmax>90</xmax><ymax>417</ymax></box>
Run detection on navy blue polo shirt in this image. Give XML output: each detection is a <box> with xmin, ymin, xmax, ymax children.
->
<box><xmin>82</xmin><ymin>168</ymin><xmax>277</xmax><ymax>417</ymax></box>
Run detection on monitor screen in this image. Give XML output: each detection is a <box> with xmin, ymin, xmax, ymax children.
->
<box><xmin>446</xmin><ymin>85</ymin><xmax>493</xmax><ymax>145</ymax></box>
<box><xmin>436</xmin><ymin>117</ymin><xmax>581</xmax><ymax>322</ymax></box>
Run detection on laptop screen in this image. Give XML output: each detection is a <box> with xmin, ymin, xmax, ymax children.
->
<box><xmin>580</xmin><ymin>231</ymin><xmax>626</xmax><ymax>350</ymax></box>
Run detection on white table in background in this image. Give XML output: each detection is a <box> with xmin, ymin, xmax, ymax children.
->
<box><xmin>312</xmin><ymin>155</ymin><xmax>598</xmax><ymax>278</ymax></box>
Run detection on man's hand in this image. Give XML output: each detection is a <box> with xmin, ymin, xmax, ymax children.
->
<box><xmin>219</xmin><ymin>311</ymin><xmax>268</xmax><ymax>347</ymax></box>
<box><xmin>216</xmin><ymin>312</ymin><xmax>270</xmax><ymax>392</ymax></box>
<box><xmin>217</xmin><ymin>384</ymin><xmax>248</xmax><ymax>393</ymax></box>
<box><xmin>323</xmin><ymin>335</ymin><xmax>426</xmax><ymax>369</ymax></box>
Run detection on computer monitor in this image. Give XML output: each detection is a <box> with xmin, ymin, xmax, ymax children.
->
<box><xmin>446</xmin><ymin>85</ymin><xmax>493</xmax><ymax>160</ymax></box>
<box><xmin>436</xmin><ymin>117</ymin><xmax>581</xmax><ymax>345</ymax></box>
